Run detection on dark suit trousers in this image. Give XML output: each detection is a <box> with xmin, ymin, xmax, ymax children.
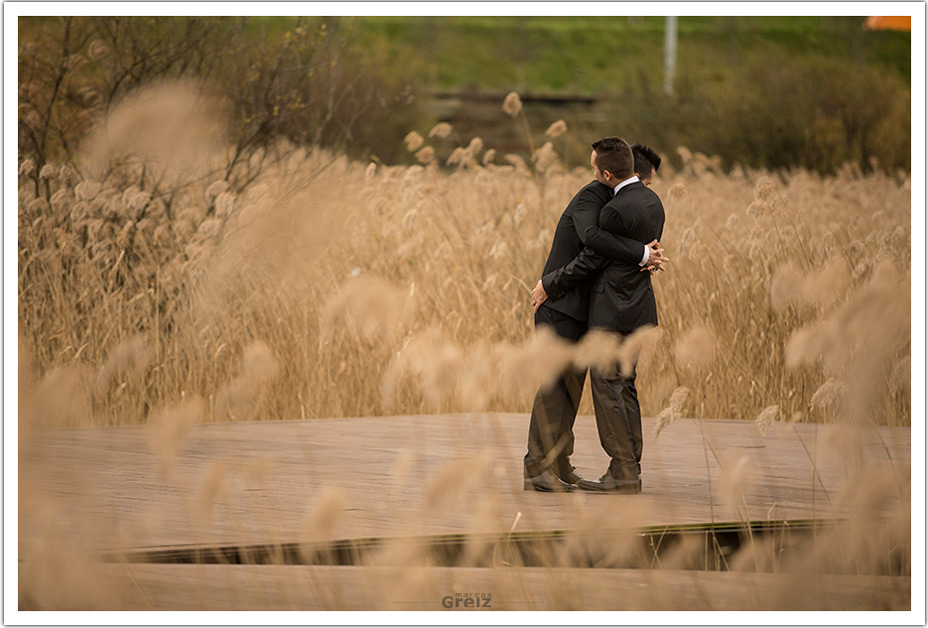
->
<box><xmin>589</xmin><ymin>344</ymin><xmax>643</xmax><ymax>483</ymax></box>
<box><xmin>523</xmin><ymin>304</ymin><xmax>587</xmax><ymax>479</ymax></box>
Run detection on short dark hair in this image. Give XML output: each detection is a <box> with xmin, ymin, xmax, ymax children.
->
<box><xmin>631</xmin><ymin>143</ymin><xmax>661</xmax><ymax>178</ymax></box>
<box><xmin>591</xmin><ymin>137</ymin><xmax>634</xmax><ymax>180</ymax></box>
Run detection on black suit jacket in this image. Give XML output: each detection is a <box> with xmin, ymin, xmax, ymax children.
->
<box><xmin>542</xmin><ymin>181</ymin><xmax>665</xmax><ymax>333</ymax></box>
<box><xmin>539</xmin><ymin>181</ymin><xmax>651</xmax><ymax>322</ymax></box>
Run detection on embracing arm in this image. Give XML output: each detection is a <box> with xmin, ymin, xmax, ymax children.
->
<box><xmin>537</xmin><ymin>192</ymin><xmax>639</xmax><ymax>301</ymax></box>
<box><xmin>540</xmin><ymin>246</ymin><xmax>610</xmax><ymax>300</ymax></box>
<box><xmin>573</xmin><ymin>190</ymin><xmax>648</xmax><ymax>263</ymax></box>
<box><xmin>599</xmin><ymin>198</ymin><xmax>668</xmax><ymax>273</ymax></box>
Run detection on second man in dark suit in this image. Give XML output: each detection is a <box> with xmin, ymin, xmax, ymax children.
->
<box><xmin>523</xmin><ymin>137</ymin><xmax>665</xmax><ymax>491</ymax></box>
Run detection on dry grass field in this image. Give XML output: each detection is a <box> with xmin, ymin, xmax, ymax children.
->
<box><xmin>15</xmin><ymin>83</ymin><xmax>913</xmax><ymax>614</ymax></box>
<box><xmin>18</xmin><ymin>85</ymin><xmax>911</xmax><ymax>431</ymax></box>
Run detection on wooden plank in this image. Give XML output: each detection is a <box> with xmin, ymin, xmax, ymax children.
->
<box><xmin>20</xmin><ymin>414</ymin><xmax>910</xmax><ymax>553</ymax></box>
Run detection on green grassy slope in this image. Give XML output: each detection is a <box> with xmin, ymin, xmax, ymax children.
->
<box><xmin>274</xmin><ymin>15</ymin><xmax>911</xmax><ymax>95</ymax></box>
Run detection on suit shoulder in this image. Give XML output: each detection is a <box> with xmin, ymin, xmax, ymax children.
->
<box><xmin>645</xmin><ymin>189</ymin><xmax>665</xmax><ymax>215</ymax></box>
<box><xmin>576</xmin><ymin>180</ymin><xmax>613</xmax><ymax>202</ymax></box>
<box><xmin>624</xmin><ymin>185</ymin><xmax>664</xmax><ymax>210</ymax></box>
<box><xmin>643</xmin><ymin>186</ymin><xmax>663</xmax><ymax>203</ymax></box>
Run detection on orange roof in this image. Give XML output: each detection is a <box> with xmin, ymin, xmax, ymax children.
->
<box><xmin>865</xmin><ymin>16</ymin><xmax>911</xmax><ymax>31</ymax></box>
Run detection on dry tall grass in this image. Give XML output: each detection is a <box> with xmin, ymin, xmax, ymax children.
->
<box><xmin>18</xmin><ymin>83</ymin><xmax>911</xmax><ymax>430</ymax></box>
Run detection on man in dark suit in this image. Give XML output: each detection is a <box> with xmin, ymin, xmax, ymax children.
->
<box><xmin>537</xmin><ymin>141</ymin><xmax>665</xmax><ymax>493</ymax></box>
<box><xmin>523</xmin><ymin>137</ymin><xmax>665</xmax><ymax>492</ymax></box>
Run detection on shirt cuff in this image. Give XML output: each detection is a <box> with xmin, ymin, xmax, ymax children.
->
<box><xmin>639</xmin><ymin>244</ymin><xmax>650</xmax><ymax>266</ymax></box>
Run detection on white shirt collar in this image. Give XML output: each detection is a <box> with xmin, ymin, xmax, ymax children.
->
<box><xmin>613</xmin><ymin>175</ymin><xmax>639</xmax><ymax>195</ymax></box>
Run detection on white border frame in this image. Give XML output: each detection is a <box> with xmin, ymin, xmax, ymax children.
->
<box><xmin>5</xmin><ymin>3</ymin><xmax>925</xmax><ymax>625</ymax></box>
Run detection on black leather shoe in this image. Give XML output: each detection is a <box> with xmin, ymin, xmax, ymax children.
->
<box><xmin>560</xmin><ymin>469</ymin><xmax>584</xmax><ymax>486</ymax></box>
<box><xmin>524</xmin><ymin>470</ymin><xmax>577</xmax><ymax>492</ymax></box>
<box><xmin>577</xmin><ymin>473</ymin><xmax>641</xmax><ymax>494</ymax></box>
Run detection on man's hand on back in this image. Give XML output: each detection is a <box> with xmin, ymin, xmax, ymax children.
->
<box><xmin>531</xmin><ymin>280</ymin><xmax>548</xmax><ymax>312</ymax></box>
<box><xmin>641</xmin><ymin>239</ymin><xmax>669</xmax><ymax>273</ymax></box>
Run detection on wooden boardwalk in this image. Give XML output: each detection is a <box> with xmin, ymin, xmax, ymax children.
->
<box><xmin>18</xmin><ymin>413</ymin><xmax>911</xmax><ymax>611</ymax></box>
<box><xmin>21</xmin><ymin>413</ymin><xmax>909</xmax><ymax>548</ymax></box>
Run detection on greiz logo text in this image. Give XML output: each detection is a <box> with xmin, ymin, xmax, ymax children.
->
<box><xmin>441</xmin><ymin>592</ymin><xmax>492</xmax><ymax>609</ymax></box>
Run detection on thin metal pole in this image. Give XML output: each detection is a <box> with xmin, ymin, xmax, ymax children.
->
<box><xmin>664</xmin><ymin>16</ymin><xmax>678</xmax><ymax>96</ymax></box>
